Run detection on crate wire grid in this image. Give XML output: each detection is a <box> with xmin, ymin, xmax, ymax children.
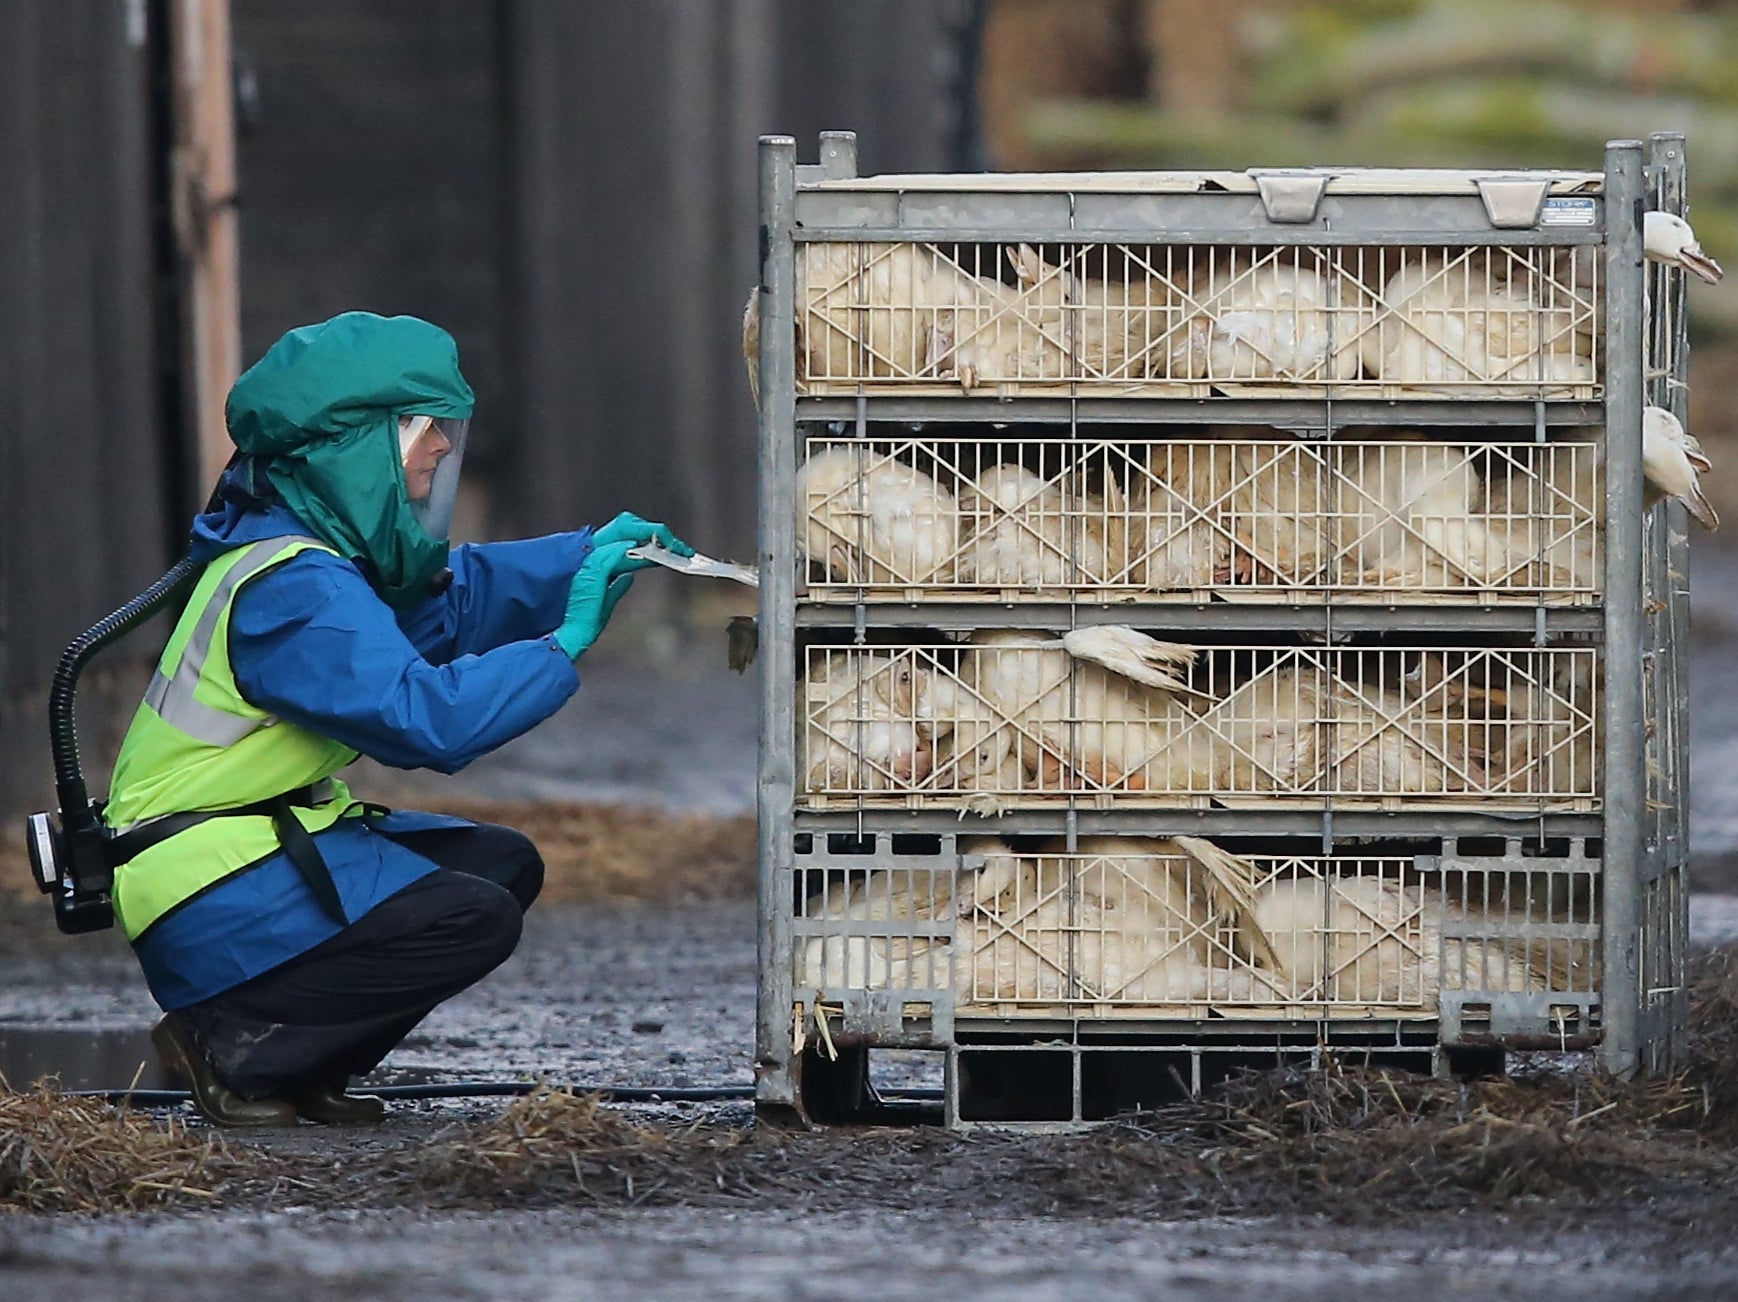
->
<box><xmin>793</xmin><ymin>847</ymin><xmax>1600</xmax><ymax>1019</ymax></box>
<box><xmin>797</xmin><ymin>240</ymin><xmax>1601</xmax><ymax>396</ymax></box>
<box><xmin>799</xmin><ymin>642</ymin><xmax>1600</xmax><ymax>807</ymax></box>
<box><xmin>799</xmin><ymin>434</ymin><xmax>1603</xmax><ymax>600</ymax></box>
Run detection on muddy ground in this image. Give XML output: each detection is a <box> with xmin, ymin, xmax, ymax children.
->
<box><xmin>5</xmin><ymin>1204</ymin><xmax>1738</xmax><ymax>1300</ymax></box>
<box><xmin>6</xmin><ymin>559</ymin><xmax>1738</xmax><ymax>1296</ymax></box>
<box><xmin>5</xmin><ymin>894</ymin><xmax>1738</xmax><ymax>1297</ymax></box>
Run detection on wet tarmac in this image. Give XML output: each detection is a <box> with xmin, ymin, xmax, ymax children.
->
<box><xmin>0</xmin><ymin>904</ymin><xmax>761</xmax><ymax>1097</ymax></box>
<box><xmin>3</xmin><ymin>1204</ymin><xmax>1737</xmax><ymax>1301</ymax></box>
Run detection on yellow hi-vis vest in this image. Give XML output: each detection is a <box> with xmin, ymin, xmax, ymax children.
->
<box><xmin>105</xmin><ymin>536</ymin><xmax>361</xmax><ymax>941</ymax></box>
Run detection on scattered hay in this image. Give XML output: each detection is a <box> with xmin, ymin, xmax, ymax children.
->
<box><xmin>1148</xmin><ymin>1059</ymin><xmax>1720</xmax><ymax>1205</ymax></box>
<box><xmin>1082</xmin><ymin>945</ymin><xmax>1738</xmax><ymax>1209</ymax></box>
<box><xmin>1686</xmin><ymin>945</ymin><xmax>1738</xmax><ymax>1141</ymax></box>
<box><xmin>408</xmin><ymin>800</ymin><xmax>755</xmax><ymax>904</ymax></box>
<box><xmin>357</xmin><ymin>1087</ymin><xmax>739</xmax><ymax>1207</ymax></box>
<box><xmin>0</xmin><ymin>1083</ymin><xmax>270</xmax><ymax>1213</ymax></box>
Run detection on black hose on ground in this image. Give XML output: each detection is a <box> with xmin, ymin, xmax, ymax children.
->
<box><xmin>66</xmin><ymin>1081</ymin><xmax>757</xmax><ymax>1106</ymax></box>
<box><xmin>64</xmin><ymin>1081</ymin><xmax>948</xmax><ymax>1107</ymax></box>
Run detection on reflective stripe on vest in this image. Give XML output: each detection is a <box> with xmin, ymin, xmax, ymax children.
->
<box><xmin>105</xmin><ymin>534</ymin><xmax>361</xmax><ymax>941</ymax></box>
<box><xmin>140</xmin><ymin>537</ymin><xmax>304</xmax><ymax>747</ymax></box>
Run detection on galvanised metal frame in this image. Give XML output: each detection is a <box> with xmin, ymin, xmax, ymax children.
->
<box><xmin>754</xmin><ymin>132</ymin><xmax>1684</xmax><ymax>1124</ymax></box>
<box><xmin>1638</xmin><ymin>133</ymin><xmax>1693</xmax><ymax>1072</ymax></box>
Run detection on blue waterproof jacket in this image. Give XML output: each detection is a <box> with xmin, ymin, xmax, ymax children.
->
<box><xmin>133</xmin><ymin>474</ymin><xmax>590</xmax><ymax>1009</ymax></box>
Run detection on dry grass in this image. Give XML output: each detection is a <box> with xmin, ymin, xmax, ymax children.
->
<box><xmin>1071</xmin><ymin>945</ymin><xmax>1738</xmax><ymax>1210</ymax></box>
<box><xmin>0</xmin><ymin>801</ymin><xmax>756</xmax><ymax>913</ymax></box>
<box><xmin>352</xmin><ymin>1086</ymin><xmax>748</xmax><ymax>1208</ymax></box>
<box><xmin>1130</xmin><ymin>1059</ymin><xmax>1723</xmax><ymax>1206</ymax></box>
<box><xmin>1687</xmin><ymin>943</ymin><xmax>1738</xmax><ymax>1142</ymax></box>
<box><xmin>423</xmin><ymin>800</ymin><xmax>755</xmax><ymax>904</ymax></box>
<box><xmin>0</xmin><ymin>1083</ymin><xmax>276</xmax><ymax>1213</ymax></box>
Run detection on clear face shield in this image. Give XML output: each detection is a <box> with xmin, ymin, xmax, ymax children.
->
<box><xmin>398</xmin><ymin>413</ymin><xmax>469</xmax><ymax>540</ymax></box>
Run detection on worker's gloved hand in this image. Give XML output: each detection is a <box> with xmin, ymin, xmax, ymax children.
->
<box><xmin>590</xmin><ymin>510</ymin><xmax>695</xmax><ymax>558</ymax></box>
<box><xmin>553</xmin><ymin>540</ymin><xmax>641</xmax><ymax>660</ymax></box>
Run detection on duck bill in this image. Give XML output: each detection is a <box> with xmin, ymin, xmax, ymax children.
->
<box><xmin>1681</xmin><ymin>246</ymin><xmax>1725</xmax><ymax>285</ymax></box>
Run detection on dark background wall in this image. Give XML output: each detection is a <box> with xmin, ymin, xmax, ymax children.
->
<box><xmin>1</xmin><ymin>0</ymin><xmax>981</xmax><ymax>819</ymax></box>
<box><xmin>1</xmin><ymin>2</ymin><xmax>174</xmax><ymax>825</ymax></box>
<box><xmin>231</xmin><ymin>0</ymin><xmax>980</xmax><ymax>549</ymax></box>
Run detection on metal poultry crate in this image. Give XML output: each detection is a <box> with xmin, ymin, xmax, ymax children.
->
<box><xmin>785</xmin><ymin>831</ymin><xmax>1601</xmax><ymax>1125</ymax></box>
<box><xmin>798</xmin><ymin>433</ymin><xmax>1603</xmax><ymax>603</ymax></box>
<box><xmin>795</xmin><ymin>239</ymin><xmax>1601</xmax><ymax>399</ymax></box>
<box><xmin>753</xmin><ymin>132</ymin><xmax>1694</xmax><ymax>1126</ymax></box>
<box><xmin>797</xmin><ymin>641</ymin><xmax>1599</xmax><ymax>811</ymax></box>
<box><xmin>792</xmin><ymin>835</ymin><xmax>1601</xmax><ymax>1022</ymax></box>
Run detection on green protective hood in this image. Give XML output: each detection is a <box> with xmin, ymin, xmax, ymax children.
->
<box><xmin>225</xmin><ymin>311</ymin><xmax>476</xmax><ymax>609</ymax></box>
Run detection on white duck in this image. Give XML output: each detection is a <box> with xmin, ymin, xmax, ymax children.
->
<box><xmin>1645</xmin><ymin>211</ymin><xmax>1724</xmax><ymax>285</ymax></box>
<box><xmin>1249</xmin><ymin>874</ymin><xmax>1564</xmax><ymax>1005</ymax></box>
<box><xmin>956</xmin><ymin>462</ymin><xmax>1131</xmax><ymax>587</ymax></box>
<box><xmin>797</xmin><ymin>446</ymin><xmax>960</xmax><ymax>584</ymax></box>
<box><xmin>796</xmin><ymin>834</ymin><xmax>1274</xmax><ymax>1005</ymax></box>
<box><xmin>1642</xmin><ymin>405</ymin><xmax>1718</xmax><ymax>529</ymax></box>
<box><xmin>1163</xmin><ymin>435</ymin><xmax>1332</xmax><ymax>589</ymax></box>
<box><xmin>1365</xmin><ymin>254</ymin><xmax>1593</xmax><ymax>392</ymax></box>
<box><xmin>1134</xmin><ymin>661</ymin><xmax>1484</xmax><ymax>800</ymax></box>
<box><xmin>964</xmin><ymin>627</ymin><xmax>1204</xmax><ymax>793</ymax></box>
<box><xmin>799</xmin><ymin>651</ymin><xmax>933</xmax><ymax>796</ymax></box>
<box><xmin>1336</xmin><ymin>436</ymin><xmax>1515</xmax><ymax>588</ymax></box>
<box><xmin>925</xmin><ymin>245</ymin><xmax>1075</xmax><ymax>391</ymax></box>
<box><xmin>1002</xmin><ymin>245</ymin><xmax>1181</xmax><ymax>381</ymax></box>
<box><xmin>960</xmin><ymin>835</ymin><xmax>1276</xmax><ymax>1002</ymax></box>
<box><xmin>795</xmin><ymin>241</ymin><xmax>972</xmax><ymax>382</ymax></box>
<box><xmin>1123</xmin><ymin>446</ymin><xmax>1231</xmax><ymax>589</ymax></box>
<box><xmin>1174</xmin><ymin>255</ymin><xmax>1366</xmax><ymax>383</ymax></box>
<box><xmin>1567</xmin><ymin>209</ymin><xmax>1724</xmax><ymax>293</ymax></box>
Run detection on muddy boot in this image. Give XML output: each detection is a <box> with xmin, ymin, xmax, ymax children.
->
<box><xmin>289</xmin><ymin>1083</ymin><xmax>387</xmax><ymax>1125</ymax></box>
<box><xmin>150</xmin><ymin>1014</ymin><xmax>298</xmax><ymax>1128</ymax></box>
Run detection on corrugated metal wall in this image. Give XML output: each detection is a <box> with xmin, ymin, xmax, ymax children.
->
<box><xmin>1</xmin><ymin>1</ymin><xmax>175</xmax><ymax>820</ymax></box>
<box><xmin>2</xmin><ymin>0</ymin><xmax>974</xmax><ymax>820</ymax></box>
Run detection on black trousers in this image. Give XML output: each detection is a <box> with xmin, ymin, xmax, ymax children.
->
<box><xmin>175</xmin><ymin>821</ymin><xmax>543</xmax><ymax>1099</ymax></box>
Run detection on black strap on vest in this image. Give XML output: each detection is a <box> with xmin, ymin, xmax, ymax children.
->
<box><xmin>108</xmin><ymin>785</ymin><xmax>349</xmax><ymax>927</ymax></box>
<box><xmin>267</xmin><ymin>793</ymin><xmax>347</xmax><ymax>926</ymax></box>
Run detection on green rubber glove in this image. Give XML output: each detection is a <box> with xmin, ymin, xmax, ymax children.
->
<box><xmin>553</xmin><ymin>540</ymin><xmax>641</xmax><ymax>659</ymax></box>
<box><xmin>591</xmin><ymin>511</ymin><xmax>695</xmax><ymax>558</ymax></box>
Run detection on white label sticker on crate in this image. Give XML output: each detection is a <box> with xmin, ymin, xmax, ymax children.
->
<box><xmin>1540</xmin><ymin>197</ymin><xmax>1598</xmax><ymax>226</ymax></box>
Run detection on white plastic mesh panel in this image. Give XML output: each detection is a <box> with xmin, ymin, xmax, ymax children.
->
<box><xmin>798</xmin><ymin>642</ymin><xmax>1600</xmax><ymax>809</ymax></box>
<box><xmin>799</xmin><ymin>436</ymin><xmax>1602</xmax><ymax>600</ymax></box>
<box><xmin>794</xmin><ymin>242</ymin><xmax>1599</xmax><ymax>397</ymax></box>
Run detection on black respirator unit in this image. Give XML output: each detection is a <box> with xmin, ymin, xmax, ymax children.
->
<box><xmin>26</xmin><ymin>558</ymin><xmax>203</xmax><ymax>933</ymax></box>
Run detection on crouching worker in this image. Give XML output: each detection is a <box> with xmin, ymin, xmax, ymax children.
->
<box><xmin>103</xmin><ymin>311</ymin><xmax>692</xmax><ymax>1126</ymax></box>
